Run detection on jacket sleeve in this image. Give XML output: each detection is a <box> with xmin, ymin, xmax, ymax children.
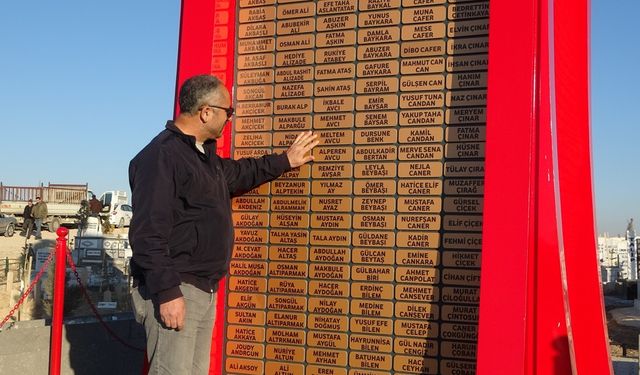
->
<box><xmin>220</xmin><ymin>152</ymin><xmax>291</xmax><ymax>197</ymax></box>
<box><xmin>129</xmin><ymin>146</ymin><xmax>182</xmax><ymax>303</ymax></box>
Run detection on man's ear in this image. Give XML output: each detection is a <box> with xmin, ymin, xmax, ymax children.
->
<box><xmin>198</xmin><ymin>108</ymin><xmax>208</xmax><ymax>124</ymax></box>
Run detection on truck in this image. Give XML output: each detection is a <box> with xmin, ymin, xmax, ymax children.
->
<box><xmin>0</xmin><ymin>182</ymin><xmax>93</xmax><ymax>232</ymax></box>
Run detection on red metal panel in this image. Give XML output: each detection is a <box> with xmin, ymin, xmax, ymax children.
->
<box><xmin>174</xmin><ymin>0</ymin><xmax>216</xmax><ymax>117</ymax></box>
<box><xmin>479</xmin><ymin>0</ymin><xmax>610</xmax><ymax>373</ymax></box>
<box><xmin>477</xmin><ymin>0</ymin><xmax>539</xmax><ymax>372</ymax></box>
<box><xmin>174</xmin><ymin>0</ymin><xmax>612</xmax><ymax>374</ymax></box>
<box><xmin>533</xmin><ymin>0</ymin><xmax>572</xmax><ymax>371</ymax></box>
<box><xmin>210</xmin><ymin>0</ymin><xmax>236</xmax><ymax>158</ymax></box>
<box><xmin>209</xmin><ymin>0</ymin><xmax>236</xmax><ymax>373</ymax></box>
<box><xmin>174</xmin><ymin>1</ymin><xmax>233</xmax><ymax>374</ymax></box>
<box><xmin>553</xmin><ymin>0</ymin><xmax>612</xmax><ymax>373</ymax></box>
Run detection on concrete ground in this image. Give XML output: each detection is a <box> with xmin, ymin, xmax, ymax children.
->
<box><xmin>614</xmin><ymin>357</ymin><xmax>639</xmax><ymax>375</ymax></box>
<box><xmin>611</xmin><ymin>307</ymin><xmax>640</xmax><ymax>329</ymax></box>
<box><xmin>0</xmin><ymin>316</ymin><xmax>145</xmax><ymax>375</ymax></box>
<box><xmin>608</xmin><ymin>296</ymin><xmax>640</xmax><ymax>374</ymax></box>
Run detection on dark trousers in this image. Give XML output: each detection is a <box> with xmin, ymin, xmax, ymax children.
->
<box><xmin>22</xmin><ymin>218</ymin><xmax>33</xmax><ymax>237</ymax></box>
<box><xmin>34</xmin><ymin>218</ymin><xmax>43</xmax><ymax>238</ymax></box>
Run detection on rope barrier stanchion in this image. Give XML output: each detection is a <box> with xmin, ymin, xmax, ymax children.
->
<box><xmin>49</xmin><ymin>227</ymin><xmax>69</xmax><ymax>375</ymax></box>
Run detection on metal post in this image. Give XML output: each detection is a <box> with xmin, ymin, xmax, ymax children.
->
<box><xmin>628</xmin><ymin>230</ymin><xmax>637</xmax><ymax>280</ymax></box>
<box><xmin>49</xmin><ymin>227</ymin><xmax>68</xmax><ymax>375</ymax></box>
<box><xmin>635</xmin><ymin>236</ymin><xmax>640</xmax><ymax>308</ymax></box>
<box><xmin>20</xmin><ymin>255</ymin><xmax>33</xmax><ymax>319</ymax></box>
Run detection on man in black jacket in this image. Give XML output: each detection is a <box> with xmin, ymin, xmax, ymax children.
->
<box><xmin>20</xmin><ymin>199</ymin><xmax>33</xmax><ymax>237</ymax></box>
<box><xmin>129</xmin><ymin>74</ymin><xmax>318</xmax><ymax>374</ymax></box>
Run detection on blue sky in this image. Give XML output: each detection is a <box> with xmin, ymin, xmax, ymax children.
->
<box><xmin>591</xmin><ymin>0</ymin><xmax>639</xmax><ymax>235</ymax></box>
<box><xmin>0</xmin><ymin>1</ymin><xmax>180</xmax><ymax>202</ymax></box>
<box><xmin>0</xmin><ymin>0</ymin><xmax>636</xmax><ymax>235</ymax></box>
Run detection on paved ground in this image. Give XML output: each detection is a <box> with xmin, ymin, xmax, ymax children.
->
<box><xmin>607</xmin><ymin>296</ymin><xmax>640</xmax><ymax>374</ymax></box>
<box><xmin>607</xmin><ymin>297</ymin><xmax>640</xmax><ymax>357</ymax></box>
<box><xmin>611</xmin><ymin>307</ymin><xmax>640</xmax><ymax>330</ymax></box>
<box><xmin>613</xmin><ymin>357</ymin><xmax>639</xmax><ymax>375</ymax></box>
<box><xmin>0</xmin><ymin>317</ymin><xmax>145</xmax><ymax>375</ymax></box>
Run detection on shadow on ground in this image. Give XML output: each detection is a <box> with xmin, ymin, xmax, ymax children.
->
<box><xmin>0</xmin><ymin>315</ymin><xmax>145</xmax><ymax>375</ymax></box>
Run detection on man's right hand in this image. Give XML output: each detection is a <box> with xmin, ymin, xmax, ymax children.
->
<box><xmin>285</xmin><ymin>131</ymin><xmax>319</xmax><ymax>168</ymax></box>
<box><xmin>159</xmin><ymin>297</ymin><xmax>186</xmax><ymax>330</ymax></box>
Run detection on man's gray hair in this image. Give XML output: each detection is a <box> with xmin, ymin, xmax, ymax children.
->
<box><xmin>178</xmin><ymin>75</ymin><xmax>223</xmax><ymax>115</ymax></box>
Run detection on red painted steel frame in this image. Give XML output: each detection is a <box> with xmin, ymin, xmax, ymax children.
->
<box><xmin>175</xmin><ymin>0</ymin><xmax>611</xmax><ymax>374</ymax></box>
<box><xmin>49</xmin><ymin>227</ymin><xmax>69</xmax><ymax>375</ymax></box>
<box><xmin>554</xmin><ymin>0</ymin><xmax>612</xmax><ymax>373</ymax></box>
<box><xmin>477</xmin><ymin>0</ymin><xmax>538</xmax><ymax>370</ymax></box>
<box><xmin>478</xmin><ymin>0</ymin><xmax>610</xmax><ymax>373</ymax></box>
<box><xmin>174</xmin><ymin>1</ymin><xmax>235</xmax><ymax>374</ymax></box>
<box><xmin>174</xmin><ymin>1</ymin><xmax>214</xmax><ymax>117</ymax></box>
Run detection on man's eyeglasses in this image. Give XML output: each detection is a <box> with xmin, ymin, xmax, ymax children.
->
<box><xmin>201</xmin><ymin>104</ymin><xmax>234</xmax><ymax>118</ymax></box>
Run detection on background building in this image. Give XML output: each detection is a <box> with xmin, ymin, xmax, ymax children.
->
<box><xmin>598</xmin><ymin>235</ymin><xmax>631</xmax><ymax>282</ymax></box>
<box><xmin>598</xmin><ymin>219</ymin><xmax>639</xmax><ymax>283</ymax></box>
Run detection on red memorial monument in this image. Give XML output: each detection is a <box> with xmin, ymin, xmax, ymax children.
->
<box><xmin>170</xmin><ymin>0</ymin><xmax>611</xmax><ymax>373</ymax></box>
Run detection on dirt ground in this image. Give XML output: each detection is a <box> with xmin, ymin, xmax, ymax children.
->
<box><xmin>0</xmin><ymin>228</ymin><xmax>57</xmax><ymax>259</ymax></box>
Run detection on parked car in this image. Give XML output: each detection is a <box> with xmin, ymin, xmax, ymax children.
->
<box><xmin>108</xmin><ymin>204</ymin><xmax>133</xmax><ymax>228</ymax></box>
<box><xmin>0</xmin><ymin>213</ymin><xmax>17</xmax><ymax>237</ymax></box>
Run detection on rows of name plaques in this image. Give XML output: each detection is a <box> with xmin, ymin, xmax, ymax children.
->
<box><xmin>226</xmin><ymin>0</ymin><xmax>488</xmax><ymax>374</ymax></box>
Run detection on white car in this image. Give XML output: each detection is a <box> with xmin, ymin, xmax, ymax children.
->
<box><xmin>109</xmin><ymin>204</ymin><xmax>133</xmax><ymax>228</ymax></box>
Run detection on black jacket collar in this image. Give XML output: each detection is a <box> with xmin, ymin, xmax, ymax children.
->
<box><xmin>165</xmin><ymin>120</ymin><xmax>217</xmax><ymax>157</ymax></box>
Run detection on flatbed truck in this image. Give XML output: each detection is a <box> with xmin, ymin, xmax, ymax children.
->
<box><xmin>0</xmin><ymin>182</ymin><xmax>93</xmax><ymax>232</ymax></box>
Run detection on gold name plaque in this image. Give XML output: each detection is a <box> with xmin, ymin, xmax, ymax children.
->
<box><xmin>228</xmin><ymin>0</ymin><xmax>489</xmax><ymax>372</ymax></box>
